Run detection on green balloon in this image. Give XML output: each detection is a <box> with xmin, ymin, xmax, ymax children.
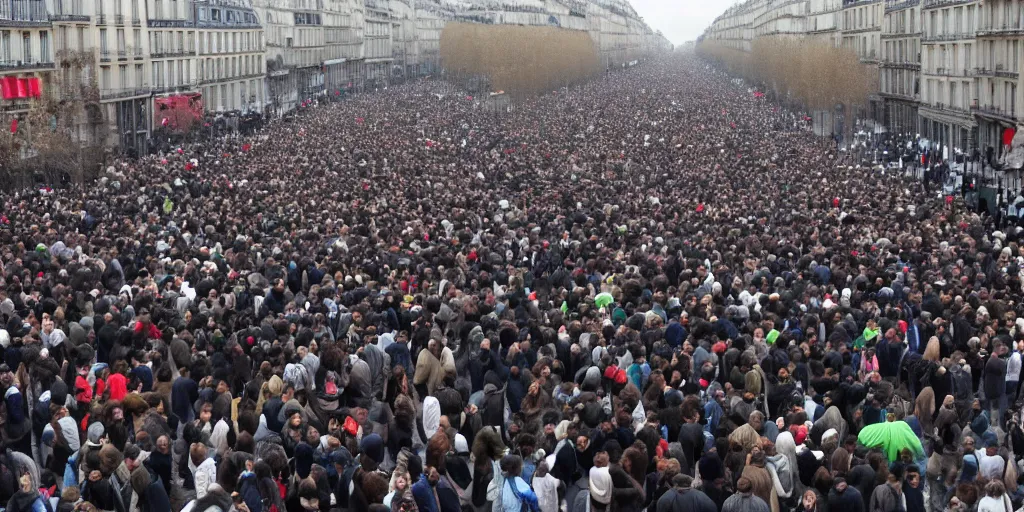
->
<box><xmin>595</xmin><ymin>292</ymin><xmax>613</xmax><ymax>309</ymax></box>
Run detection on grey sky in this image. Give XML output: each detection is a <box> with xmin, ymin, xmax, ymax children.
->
<box><xmin>629</xmin><ymin>0</ymin><xmax>743</xmax><ymax>46</ymax></box>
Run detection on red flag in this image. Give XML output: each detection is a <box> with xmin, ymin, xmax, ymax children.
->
<box><xmin>0</xmin><ymin>77</ymin><xmax>15</xmax><ymax>100</ymax></box>
<box><xmin>184</xmin><ymin>162</ymin><xmax>194</xmax><ymax>171</ymax></box>
<box><xmin>696</xmin><ymin>203</ymin><xmax>705</xmax><ymax>213</ymax></box>
<box><xmin>9</xmin><ymin>118</ymin><xmax>17</xmax><ymax>134</ymax></box>
<box><xmin>242</xmin><ymin>143</ymin><xmax>251</xmax><ymax>152</ymax></box>
<box><xmin>1004</xmin><ymin>127</ymin><xmax>1016</xmax><ymax>146</ymax></box>
<box><xmin>28</xmin><ymin>78</ymin><xmax>41</xmax><ymax>98</ymax></box>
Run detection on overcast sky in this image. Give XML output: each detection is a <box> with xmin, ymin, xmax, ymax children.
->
<box><xmin>630</xmin><ymin>0</ymin><xmax>744</xmax><ymax>46</ymax></box>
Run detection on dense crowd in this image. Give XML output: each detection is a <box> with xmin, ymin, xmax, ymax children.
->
<box><xmin>0</xmin><ymin>53</ymin><xmax>1021</xmax><ymax>512</ymax></box>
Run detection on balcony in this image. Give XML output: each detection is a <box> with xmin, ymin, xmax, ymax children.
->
<box><xmin>923</xmin><ymin>0</ymin><xmax>975</xmax><ymax>9</ymax></box>
<box><xmin>117</xmin><ymin>48</ymin><xmax>128</xmax><ymax>61</ymax></box>
<box><xmin>881</xmin><ymin>61</ymin><xmax>921</xmax><ymax>69</ymax></box>
<box><xmin>885</xmin><ymin>0</ymin><xmax>920</xmax><ymax>11</ymax></box>
<box><xmin>114</xmin><ymin>14</ymin><xmax>124</xmax><ymax>25</ymax></box>
<box><xmin>0</xmin><ymin>59</ymin><xmax>54</xmax><ymax>71</ymax></box>
<box><xmin>921</xmin><ymin>33</ymin><xmax>974</xmax><ymax>42</ymax></box>
<box><xmin>930</xmin><ymin>102</ymin><xmax>972</xmax><ymax>115</ymax></box>
<box><xmin>132</xmin><ymin>17</ymin><xmax>141</xmax><ymax>26</ymax></box>
<box><xmin>881</xmin><ymin>31</ymin><xmax>923</xmax><ymax>39</ymax></box>
<box><xmin>148</xmin><ymin>19</ymin><xmax>192</xmax><ymax>28</ymax></box>
<box><xmin>95</xmin><ymin>14</ymin><xmax>106</xmax><ymax>24</ymax></box>
<box><xmin>150</xmin><ymin>48</ymin><xmax>196</xmax><ymax>59</ymax></box>
<box><xmin>133</xmin><ymin>47</ymin><xmax>144</xmax><ymax>60</ymax></box>
<box><xmin>99</xmin><ymin>50</ymin><xmax>111</xmax><ymax>62</ymax></box>
<box><xmin>879</xmin><ymin>91</ymin><xmax>921</xmax><ymax>102</ymax></box>
<box><xmin>49</xmin><ymin>14</ymin><xmax>90</xmax><ymax>23</ymax></box>
<box><xmin>972</xmin><ymin>105</ymin><xmax>1018</xmax><ymax>123</ymax></box>
<box><xmin>150</xmin><ymin>80</ymin><xmax>200</xmax><ymax>94</ymax></box>
<box><xmin>100</xmin><ymin>87</ymin><xmax>151</xmax><ymax>101</ymax></box>
<box><xmin>976</xmin><ymin>26</ymin><xmax>1024</xmax><ymax>38</ymax></box>
<box><xmin>925</xmin><ymin>67</ymin><xmax>970</xmax><ymax>77</ymax></box>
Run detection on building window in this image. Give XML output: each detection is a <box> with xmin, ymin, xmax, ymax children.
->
<box><xmin>39</xmin><ymin>31</ymin><xmax>49</xmax><ymax>62</ymax></box>
<box><xmin>22</xmin><ymin>32</ymin><xmax>31</xmax><ymax>63</ymax></box>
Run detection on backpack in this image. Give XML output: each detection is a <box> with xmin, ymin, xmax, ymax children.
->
<box><xmin>504</xmin><ymin>477</ymin><xmax>540</xmax><ymax>512</ymax></box>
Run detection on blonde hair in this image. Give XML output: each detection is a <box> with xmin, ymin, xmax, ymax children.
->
<box><xmin>923</xmin><ymin>337</ymin><xmax>941</xmax><ymax>362</ymax></box>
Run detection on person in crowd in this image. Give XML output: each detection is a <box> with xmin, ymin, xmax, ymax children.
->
<box><xmin>0</xmin><ymin>53</ymin><xmax>1021</xmax><ymax>512</ymax></box>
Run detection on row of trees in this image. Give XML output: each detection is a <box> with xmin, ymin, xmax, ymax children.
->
<box><xmin>440</xmin><ymin>22</ymin><xmax>601</xmax><ymax>99</ymax></box>
<box><xmin>0</xmin><ymin>49</ymin><xmax>105</xmax><ymax>190</ymax></box>
<box><xmin>698</xmin><ymin>36</ymin><xmax>877</xmax><ymax>116</ymax></box>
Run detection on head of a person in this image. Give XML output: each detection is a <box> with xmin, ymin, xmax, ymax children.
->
<box><xmin>802</xmin><ymin>489</ymin><xmax>817</xmax><ymax>510</ymax></box>
<box><xmin>736</xmin><ymin>477</ymin><xmax>753</xmax><ymax>495</ymax></box>
<box><xmin>500</xmin><ymin>454</ymin><xmax>523</xmax><ymax>478</ymax></box>
<box><xmin>189</xmin><ymin>441</ymin><xmax>207</xmax><ymax>466</ymax></box>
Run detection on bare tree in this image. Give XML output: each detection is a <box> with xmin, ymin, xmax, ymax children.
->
<box><xmin>440</xmin><ymin>22</ymin><xmax>602</xmax><ymax>99</ymax></box>
<box><xmin>699</xmin><ymin>37</ymin><xmax>877</xmax><ymax>138</ymax></box>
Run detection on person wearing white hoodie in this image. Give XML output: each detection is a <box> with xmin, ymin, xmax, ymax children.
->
<box><xmin>1007</xmin><ymin>339</ymin><xmax>1022</xmax><ymax>404</ymax></box>
<box><xmin>977</xmin><ymin>480</ymin><xmax>1013</xmax><ymax>512</ymax></box>
<box><xmin>188</xmin><ymin>442</ymin><xmax>218</xmax><ymax>500</ymax></box>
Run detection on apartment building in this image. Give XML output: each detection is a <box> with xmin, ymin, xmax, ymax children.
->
<box><xmin>414</xmin><ymin>0</ymin><xmax>443</xmax><ymax>75</ymax></box>
<box><xmin>974</xmin><ymin>0</ymin><xmax>1024</xmax><ymax>158</ymax></box>
<box><xmin>918</xmin><ymin>0</ymin><xmax>978</xmax><ymax>153</ymax></box>
<box><xmin>322</xmin><ymin>0</ymin><xmax>364</xmax><ymax>94</ymax></box>
<box><xmin>807</xmin><ymin>0</ymin><xmax>842</xmax><ymax>46</ymax></box>
<box><xmin>880</xmin><ymin>0</ymin><xmax>921</xmax><ymax>134</ymax></box>
<box><xmin>92</xmin><ymin>1</ymin><xmax>150</xmax><ymax>152</ymax></box>
<box><xmin>0</xmin><ymin>0</ymin><xmax>54</xmax><ymax>115</ymax></box>
<box><xmin>252</xmin><ymin>0</ymin><xmax>325</xmax><ymax>114</ymax></box>
<box><xmin>841</xmin><ymin>0</ymin><xmax>884</xmax><ymax>120</ymax></box>
<box><xmin>194</xmin><ymin>0</ymin><xmax>265</xmax><ymax>113</ymax></box>
<box><xmin>753</xmin><ymin>0</ymin><xmax>809</xmax><ymax>39</ymax></box>
<box><xmin>841</xmin><ymin>0</ymin><xmax>882</xmax><ymax>61</ymax></box>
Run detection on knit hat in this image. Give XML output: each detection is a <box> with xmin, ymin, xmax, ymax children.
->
<box><xmin>360</xmin><ymin>433</ymin><xmax>385</xmax><ymax>464</ymax></box>
<box><xmin>699</xmin><ymin>452</ymin><xmax>724</xmax><ymax>481</ymax></box>
<box><xmin>87</xmin><ymin>422</ymin><xmax>105</xmax><ymax>445</ymax></box>
<box><xmin>294</xmin><ymin>442</ymin><xmax>314</xmax><ymax>479</ymax></box>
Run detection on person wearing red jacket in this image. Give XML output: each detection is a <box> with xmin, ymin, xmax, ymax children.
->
<box><xmin>133</xmin><ymin>312</ymin><xmax>161</xmax><ymax>340</ymax></box>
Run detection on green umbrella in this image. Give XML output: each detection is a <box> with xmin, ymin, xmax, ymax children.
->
<box><xmin>857</xmin><ymin>420</ymin><xmax>923</xmax><ymax>461</ymax></box>
<box><xmin>595</xmin><ymin>292</ymin><xmax>614</xmax><ymax>309</ymax></box>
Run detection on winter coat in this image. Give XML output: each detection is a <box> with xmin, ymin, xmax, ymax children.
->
<box><xmin>868</xmin><ymin>483</ymin><xmax>904</xmax><ymax>512</ymax></box>
<box><xmin>827</xmin><ymin>485</ymin><xmax>865</xmax><ymax>512</ymax></box>
<box><xmin>189</xmin><ymin>455</ymin><xmax>217</xmax><ymax>500</ymax></box>
<box><xmin>741</xmin><ymin>464</ymin><xmax>775</xmax><ymax>511</ymax></box>
<box><xmin>656</xmin><ymin>487</ymin><xmax>717</xmax><ymax>512</ymax></box>
<box><xmin>721</xmin><ymin>492</ymin><xmax>770</xmax><ymax>512</ymax></box>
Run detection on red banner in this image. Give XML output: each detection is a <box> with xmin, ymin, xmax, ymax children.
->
<box><xmin>15</xmin><ymin>78</ymin><xmax>28</xmax><ymax>98</ymax></box>
<box><xmin>10</xmin><ymin>118</ymin><xmax>18</xmax><ymax>134</ymax></box>
<box><xmin>0</xmin><ymin>77</ymin><xmax>16</xmax><ymax>100</ymax></box>
<box><xmin>28</xmin><ymin>77</ymin><xmax>41</xmax><ymax>98</ymax></box>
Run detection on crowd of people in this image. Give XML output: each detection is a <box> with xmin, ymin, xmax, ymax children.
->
<box><xmin>0</xmin><ymin>52</ymin><xmax>1021</xmax><ymax>512</ymax></box>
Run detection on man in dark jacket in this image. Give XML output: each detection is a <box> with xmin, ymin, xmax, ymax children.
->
<box><xmin>828</xmin><ymin>479</ymin><xmax>865</xmax><ymax>512</ymax></box>
<box><xmin>984</xmin><ymin>343</ymin><xmax>1008</xmax><ymax>427</ymax></box>
<box><xmin>171</xmin><ymin>366</ymin><xmax>199</xmax><ymax>425</ymax></box>
<box><xmin>657</xmin><ymin>474</ymin><xmax>717</xmax><ymax>512</ymax></box>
